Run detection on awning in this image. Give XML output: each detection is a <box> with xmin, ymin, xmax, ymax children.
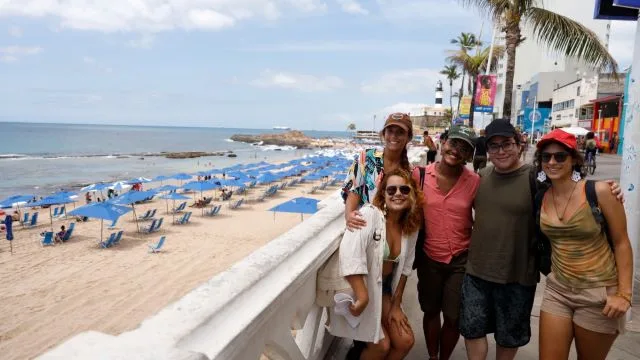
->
<box><xmin>551</xmin><ymin>119</ymin><xmax>573</xmax><ymax>128</ymax></box>
<box><xmin>590</xmin><ymin>95</ymin><xmax>621</xmax><ymax>104</ymax></box>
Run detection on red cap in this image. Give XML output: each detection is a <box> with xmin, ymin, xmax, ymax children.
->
<box><xmin>536</xmin><ymin>129</ymin><xmax>578</xmax><ymax>151</ymax></box>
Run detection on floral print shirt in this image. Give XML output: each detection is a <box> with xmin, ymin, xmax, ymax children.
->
<box><xmin>341</xmin><ymin>148</ymin><xmax>384</xmax><ymax>206</ymax></box>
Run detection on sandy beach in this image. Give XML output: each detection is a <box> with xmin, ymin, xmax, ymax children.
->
<box><xmin>0</xmin><ymin>180</ymin><xmax>340</xmax><ymax>359</ymax></box>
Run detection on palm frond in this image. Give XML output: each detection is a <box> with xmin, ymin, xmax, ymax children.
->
<box><xmin>525</xmin><ymin>6</ymin><xmax>618</xmax><ymax>74</ymax></box>
<box><xmin>458</xmin><ymin>0</ymin><xmax>512</xmax><ymax>21</ymax></box>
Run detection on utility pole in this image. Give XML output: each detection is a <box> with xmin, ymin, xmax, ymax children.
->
<box><xmin>530</xmin><ymin>96</ymin><xmax>537</xmax><ymax>143</ymax></box>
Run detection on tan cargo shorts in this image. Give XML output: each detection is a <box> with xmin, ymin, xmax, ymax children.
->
<box><xmin>541</xmin><ymin>272</ymin><xmax>626</xmax><ymax>335</ymax></box>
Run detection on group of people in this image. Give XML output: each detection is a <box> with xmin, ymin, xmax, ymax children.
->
<box><xmin>330</xmin><ymin>112</ymin><xmax>633</xmax><ymax>360</ymax></box>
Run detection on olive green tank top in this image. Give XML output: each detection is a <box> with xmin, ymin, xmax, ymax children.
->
<box><xmin>540</xmin><ymin>200</ymin><xmax>617</xmax><ymax>289</ymax></box>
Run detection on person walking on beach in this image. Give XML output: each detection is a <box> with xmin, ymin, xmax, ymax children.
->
<box><xmin>423</xmin><ymin>130</ymin><xmax>437</xmax><ymax>165</ymax></box>
<box><xmin>332</xmin><ymin>169</ymin><xmax>423</xmax><ymax>359</ymax></box>
<box><xmin>472</xmin><ymin>129</ymin><xmax>487</xmax><ymax>173</ymax></box>
<box><xmin>534</xmin><ymin>130</ymin><xmax>633</xmax><ymax>359</ymax></box>
<box><xmin>459</xmin><ymin>120</ymin><xmax>623</xmax><ymax>360</ymax></box>
<box><xmin>412</xmin><ymin>126</ymin><xmax>480</xmax><ymax>360</ymax></box>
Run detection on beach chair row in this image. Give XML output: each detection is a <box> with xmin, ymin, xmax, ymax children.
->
<box><xmin>100</xmin><ymin>230</ymin><xmax>124</xmax><ymax>248</ymax></box>
<box><xmin>142</xmin><ymin>217</ymin><xmax>164</xmax><ymax>233</ymax></box>
<box><xmin>41</xmin><ymin>223</ymin><xmax>76</xmax><ymax>246</ymax></box>
<box><xmin>205</xmin><ymin>204</ymin><xmax>222</xmax><ymax>217</ymax></box>
<box><xmin>172</xmin><ymin>202</ymin><xmax>187</xmax><ymax>214</ymax></box>
<box><xmin>173</xmin><ymin>212</ymin><xmax>192</xmax><ymax>225</ymax></box>
<box><xmin>137</xmin><ymin>208</ymin><xmax>157</xmax><ymax>221</ymax></box>
<box><xmin>23</xmin><ymin>212</ymin><xmax>39</xmax><ymax>227</ymax></box>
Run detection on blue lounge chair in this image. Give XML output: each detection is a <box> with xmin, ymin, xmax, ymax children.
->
<box><xmin>141</xmin><ymin>219</ymin><xmax>158</xmax><ymax>233</ymax></box>
<box><xmin>100</xmin><ymin>233</ymin><xmax>116</xmax><ymax>248</ymax></box>
<box><xmin>52</xmin><ymin>207</ymin><xmax>60</xmax><ymax>217</ymax></box>
<box><xmin>41</xmin><ymin>232</ymin><xmax>54</xmax><ymax>246</ymax></box>
<box><xmin>147</xmin><ymin>209</ymin><xmax>157</xmax><ymax>219</ymax></box>
<box><xmin>26</xmin><ymin>212</ymin><xmax>39</xmax><ymax>228</ymax></box>
<box><xmin>173</xmin><ymin>212</ymin><xmax>192</xmax><ymax>225</ymax></box>
<box><xmin>151</xmin><ymin>217</ymin><xmax>164</xmax><ymax>232</ymax></box>
<box><xmin>62</xmin><ymin>223</ymin><xmax>75</xmax><ymax>242</ymax></box>
<box><xmin>228</xmin><ymin>199</ymin><xmax>243</xmax><ymax>210</ymax></box>
<box><xmin>112</xmin><ymin>230</ymin><xmax>124</xmax><ymax>245</ymax></box>
<box><xmin>171</xmin><ymin>202</ymin><xmax>187</xmax><ymax>214</ymax></box>
<box><xmin>137</xmin><ymin>209</ymin><xmax>151</xmax><ymax>220</ymax></box>
<box><xmin>148</xmin><ymin>236</ymin><xmax>166</xmax><ymax>253</ymax></box>
<box><xmin>22</xmin><ymin>212</ymin><xmax>29</xmax><ymax>225</ymax></box>
<box><xmin>205</xmin><ymin>205</ymin><xmax>222</xmax><ymax>217</ymax></box>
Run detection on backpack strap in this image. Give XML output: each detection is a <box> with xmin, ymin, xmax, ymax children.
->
<box><xmin>530</xmin><ymin>167</ymin><xmax>552</xmax><ymax>277</ymax></box>
<box><xmin>585</xmin><ymin>180</ymin><xmax>614</xmax><ymax>250</ymax></box>
<box><xmin>412</xmin><ymin>166</ymin><xmax>427</xmax><ymax>270</ymax></box>
<box><xmin>418</xmin><ymin>166</ymin><xmax>426</xmax><ymax>190</ymax></box>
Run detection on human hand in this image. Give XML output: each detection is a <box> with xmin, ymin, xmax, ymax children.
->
<box><xmin>606</xmin><ymin>180</ymin><xmax>624</xmax><ymax>203</ymax></box>
<box><xmin>345</xmin><ymin>210</ymin><xmax>367</xmax><ymax>231</ymax></box>
<box><xmin>349</xmin><ymin>296</ymin><xmax>369</xmax><ymax>317</ymax></box>
<box><xmin>603</xmin><ymin>294</ymin><xmax>631</xmax><ymax>318</ymax></box>
<box><xmin>387</xmin><ymin>305</ymin><xmax>411</xmax><ymax>336</ymax></box>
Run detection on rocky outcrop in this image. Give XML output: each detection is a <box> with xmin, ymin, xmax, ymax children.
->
<box><xmin>163</xmin><ymin>151</ymin><xmax>227</xmax><ymax>159</ymax></box>
<box><xmin>230</xmin><ymin>130</ymin><xmax>313</xmax><ymax>148</ymax></box>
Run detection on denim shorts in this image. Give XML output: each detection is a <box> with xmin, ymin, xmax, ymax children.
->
<box><xmin>459</xmin><ymin>274</ymin><xmax>536</xmax><ymax>348</ymax></box>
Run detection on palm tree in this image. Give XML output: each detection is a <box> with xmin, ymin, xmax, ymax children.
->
<box><xmin>347</xmin><ymin>123</ymin><xmax>356</xmax><ymax>131</ymax></box>
<box><xmin>450</xmin><ymin>32</ymin><xmax>481</xmax><ymax>100</ymax></box>
<box><xmin>460</xmin><ymin>0</ymin><xmax>617</xmax><ymax>120</ymax></box>
<box><xmin>440</xmin><ymin>65</ymin><xmax>461</xmax><ymax>120</ymax></box>
<box><xmin>447</xmin><ymin>45</ymin><xmax>504</xmax><ymax>126</ymax></box>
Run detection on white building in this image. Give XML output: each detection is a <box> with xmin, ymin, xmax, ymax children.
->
<box><xmin>551</xmin><ymin>76</ymin><xmax>599</xmax><ymax>128</ymax></box>
<box><xmin>492</xmin><ymin>0</ymin><xmax>611</xmax><ymax>120</ymax></box>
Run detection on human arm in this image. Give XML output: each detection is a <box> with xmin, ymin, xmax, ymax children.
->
<box><xmin>345</xmin><ymin>192</ymin><xmax>366</xmax><ymax>231</ymax></box>
<box><xmin>339</xmin><ymin>206</ymin><xmax>376</xmax><ymax>316</ymax></box>
<box><xmin>387</xmin><ymin>275</ymin><xmax>411</xmax><ymax>334</ymax></box>
<box><xmin>604</xmin><ymin>180</ymin><xmax>624</xmax><ymax>203</ymax></box>
<box><xmin>596</xmin><ymin>182</ymin><xmax>633</xmax><ymax>318</ymax></box>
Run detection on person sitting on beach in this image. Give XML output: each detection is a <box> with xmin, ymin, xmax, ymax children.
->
<box><xmin>55</xmin><ymin>225</ymin><xmax>66</xmax><ymax>243</ymax></box>
<box><xmin>330</xmin><ymin>169</ymin><xmax>422</xmax><ymax>359</ymax></box>
<box><xmin>85</xmin><ymin>192</ymin><xmax>92</xmax><ymax>204</ymax></box>
<box><xmin>11</xmin><ymin>210</ymin><xmax>20</xmax><ymax>222</ymax></box>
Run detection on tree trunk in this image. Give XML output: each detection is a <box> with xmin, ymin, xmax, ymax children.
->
<box><xmin>502</xmin><ymin>24</ymin><xmax>520</xmax><ymax>121</ymax></box>
<box><xmin>457</xmin><ymin>71</ymin><xmax>466</xmax><ymax>115</ymax></box>
<box><xmin>469</xmin><ymin>75</ymin><xmax>478</xmax><ymax>127</ymax></box>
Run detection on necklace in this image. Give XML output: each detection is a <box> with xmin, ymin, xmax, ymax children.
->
<box><xmin>551</xmin><ymin>182</ymin><xmax>579</xmax><ymax>221</ymax></box>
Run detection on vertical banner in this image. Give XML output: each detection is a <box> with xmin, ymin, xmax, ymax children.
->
<box><xmin>459</xmin><ymin>96</ymin><xmax>472</xmax><ymax>119</ymax></box>
<box><xmin>474</xmin><ymin>75</ymin><xmax>497</xmax><ymax>113</ymax></box>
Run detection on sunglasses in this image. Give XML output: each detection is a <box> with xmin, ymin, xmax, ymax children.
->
<box><xmin>386</xmin><ymin>185</ymin><xmax>411</xmax><ymax>196</ymax></box>
<box><xmin>541</xmin><ymin>151</ymin><xmax>570</xmax><ymax>163</ymax></box>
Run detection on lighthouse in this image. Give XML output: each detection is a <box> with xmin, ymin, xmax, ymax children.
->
<box><xmin>435</xmin><ymin>80</ymin><xmax>444</xmax><ymax>108</ymax></box>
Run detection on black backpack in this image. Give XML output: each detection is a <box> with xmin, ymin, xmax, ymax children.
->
<box><xmin>532</xmin><ymin>176</ymin><xmax>613</xmax><ymax>276</ymax></box>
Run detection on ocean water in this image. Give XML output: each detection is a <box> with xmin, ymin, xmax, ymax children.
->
<box><xmin>0</xmin><ymin>122</ymin><xmax>351</xmax><ymax>199</ymax></box>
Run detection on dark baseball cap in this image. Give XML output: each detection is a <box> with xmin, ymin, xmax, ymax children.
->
<box><xmin>447</xmin><ymin>125</ymin><xmax>476</xmax><ymax>149</ymax></box>
<box><xmin>485</xmin><ymin>119</ymin><xmax>518</xmax><ymax>141</ymax></box>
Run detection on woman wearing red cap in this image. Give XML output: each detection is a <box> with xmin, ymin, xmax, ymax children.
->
<box><xmin>534</xmin><ymin>129</ymin><xmax>633</xmax><ymax>359</ymax></box>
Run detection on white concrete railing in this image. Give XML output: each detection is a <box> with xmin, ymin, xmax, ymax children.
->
<box><xmin>40</xmin><ymin>149</ymin><xmax>428</xmax><ymax>360</ymax></box>
<box><xmin>40</xmin><ymin>193</ymin><xmax>347</xmax><ymax>360</ymax></box>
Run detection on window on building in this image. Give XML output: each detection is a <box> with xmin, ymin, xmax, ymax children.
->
<box><xmin>576</xmin><ymin>86</ymin><xmax>580</xmax><ymax>96</ymax></box>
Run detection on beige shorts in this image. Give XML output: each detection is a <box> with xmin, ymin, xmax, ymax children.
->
<box><xmin>541</xmin><ymin>272</ymin><xmax>626</xmax><ymax>335</ymax></box>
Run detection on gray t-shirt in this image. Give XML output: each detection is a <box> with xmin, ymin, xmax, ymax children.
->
<box><xmin>466</xmin><ymin>164</ymin><xmax>539</xmax><ymax>286</ymax></box>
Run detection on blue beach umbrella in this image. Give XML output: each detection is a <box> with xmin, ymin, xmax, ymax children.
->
<box><xmin>0</xmin><ymin>194</ymin><xmax>35</xmax><ymax>209</ymax></box>
<box><xmin>155</xmin><ymin>185</ymin><xmax>179</xmax><ymax>193</ymax></box>
<box><xmin>257</xmin><ymin>172</ymin><xmax>280</xmax><ymax>184</ymax></box>
<box><xmin>153</xmin><ymin>175</ymin><xmax>171</xmax><ymax>185</ymax></box>
<box><xmin>158</xmin><ymin>193</ymin><xmax>191</xmax><ymax>219</ymax></box>
<box><xmin>268</xmin><ymin>197</ymin><xmax>319</xmax><ymax>221</ymax></box>
<box><xmin>110</xmin><ymin>190</ymin><xmax>157</xmax><ymax>232</ymax></box>
<box><xmin>68</xmin><ymin>202</ymin><xmax>132</xmax><ymax>241</ymax></box>
<box><xmin>172</xmin><ymin>173</ymin><xmax>192</xmax><ymax>180</ymax></box>
<box><xmin>28</xmin><ymin>194</ymin><xmax>77</xmax><ymax>232</ymax></box>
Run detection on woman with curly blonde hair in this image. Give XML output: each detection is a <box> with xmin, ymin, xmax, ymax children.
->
<box><xmin>332</xmin><ymin>169</ymin><xmax>423</xmax><ymax>359</ymax></box>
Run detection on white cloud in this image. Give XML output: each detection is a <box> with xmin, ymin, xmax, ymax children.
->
<box><xmin>336</xmin><ymin>0</ymin><xmax>368</xmax><ymax>15</ymax></box>
<box><xmin>128</xmin><ymin>34</ymin><xmax>155</xmax><ymax>49</ymax></box>
<box><xmin>8</xmin><ymin>25</ymin><xmax>22</xmax><ymax>37</ymax></box>
<box><xmin>361</xmin><ymin>68</ymin><xmax>444</xmax><ymax>94</ymax></box>
<box><xmin>250</xmin><ymin>69</ymin><xmax>344</xmax><ymax>91</ymax></box>
<box><xmin>609</xmin><ymin>21</ymin><xmax>636</xmax><ymax>69</ymax></box>
<box><xmin>0</xmin><ymin>45</ymin><xmax>43</xmax><ymax>62</ymax></box>
<box><xmin>380</xmin><ymin>102</ymin><xmax>430</xmax><ymax>115</ymax></box>
<box><xmin>0</xmin><ymin>0</ymin><xmax>327</xmax><ymax>33</ymax></box>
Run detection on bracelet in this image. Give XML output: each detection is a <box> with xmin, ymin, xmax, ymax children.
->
<box><xmin>616</xmin><ymin>292</ymin><xmax>632</xmax><ymax>305</ymax></box>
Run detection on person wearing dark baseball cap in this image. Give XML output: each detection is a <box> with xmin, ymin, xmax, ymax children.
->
<box><xmin>534</xmin><ymin>128</ymin><xmax>633</xmax><ymax>358</ymax></box>
<box><xmin>412</xmin><ymin>124</ymin><xmax>480</xmax><ymax>360</ymax></box>
<box><xmin>460</xmin><ymin>120</ymin><xmax>625</xmax><ymax>360</ymax></box>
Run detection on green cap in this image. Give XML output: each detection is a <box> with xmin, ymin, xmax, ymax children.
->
<box><xmin>448</xmin><ymin>125</ymin><xmax>477</xmax><ymax>149</ymax></box>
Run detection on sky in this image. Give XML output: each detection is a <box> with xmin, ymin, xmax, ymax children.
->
<box><xmin>0</xmin><ymin>0</ymin><xmax>636</xmax><ymax>131</ymax></box>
